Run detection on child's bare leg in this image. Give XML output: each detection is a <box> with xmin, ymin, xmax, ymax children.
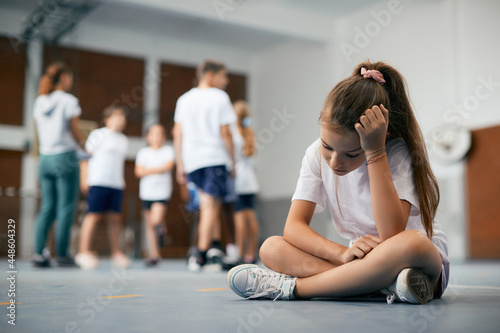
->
<box><xmin>234</xmin><ymin>211</ymin><xmax>246</xmax><ymax>258</ymax></box>
<box><xmin>107</xmin><ymin>213</ymin><xmax>123</xmax><ymax>255</ymax></box>
<box><xmin>245</xmin><ymin>210</ymin><xmax>259</xmax><ymax>260</ymax></box>
<box><xmin>198</xmin><ymin>192</ymin><xmax>221</xmax><ymax>251</ymax></box>
<box><xmin>294</xmin><ymin>230</ymin><xmax>442</xmax><ymax>299</ymax></box>
<box><xmin>260</xmin><ymin>236</ymin><xmax>338</xmax><ymax>278</ymax></box>
<box><xmin>78</xmin><ymin>213</ymin><xmax>101</xmax><ymax>253</ymax></box>
<box><xmin>146</xmin><ymin>203</ymin><xmax>166</xmax><ymax>258</ymax></box>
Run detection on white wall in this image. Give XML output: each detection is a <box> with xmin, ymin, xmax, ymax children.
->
<box><xmin>251</xmin><ymin>0</ymin><xmax>500</xmax><ymax>259</ymax></box>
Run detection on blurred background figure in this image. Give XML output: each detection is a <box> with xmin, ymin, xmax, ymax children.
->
<box><xmin>135</xmin><ymin>124</ymin><xmax>175</xmax><ymax>267</ymax></box>
<box><xmin>75</xmin><ymin>106</ymin><xmax>130</xmax><ymax>270</ymax></box>
<box><xmin>232</xmin><ymin>100</ymin><xmax>260</xmax><ymax>264</ymax></box>
<box><xmin>173</xmin><ymin>59</ymin><xmax>236</xmax><ymax>271</ymax></box>
<box><xmin>32</xmin><ymin>62</ymin><xmax>84</xmax><ymax>268</ymax></box>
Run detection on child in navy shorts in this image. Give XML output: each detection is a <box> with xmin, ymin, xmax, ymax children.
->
<box><xmin>75</xmin><ymin>106</ymin><xmax>131</xmax><ymax>270</ymax></box>
<box><xmin>135</xmin><ymin>124</ymin><xmax>175</xmax><ymax>267</ymax></box>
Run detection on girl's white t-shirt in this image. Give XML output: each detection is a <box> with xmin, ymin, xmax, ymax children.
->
<box><xmin>135</xmin><ymin>145</ymin><xmax>175</xmax><ymax>201</ymax></box>
<box><xmin>85</xmin><ymin>127</ymin><xmax>128</xmax><ymax>189</ymax></box>
<box><xmin>33</xmin><ymin>90</ymin><xmax>81</xmax><ymax>155</ymax></box>
<box><xmin>174</xmin><ymin>87</ymin><xmax>236</xmax><ymax>173</ymax></box>
<box><xmin>292</xmin><ymin>138</ymin><xmax>448</xmax><ymax>260</ymax></box>
<box><xmin>233</xmin><ymin>128</ymin><xmax>259</xmax><ymax>195</ymax></box>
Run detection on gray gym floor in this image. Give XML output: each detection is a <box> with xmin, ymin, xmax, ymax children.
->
<box><xmin>1</xmin><ymin>259</ymin><xmax>499</xmax><ymax>333</ymax></box>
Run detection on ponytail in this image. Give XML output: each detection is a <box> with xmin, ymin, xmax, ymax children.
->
<box><xmin>233</xmin><ymin>100</ymin><xmax>256</xmax><ymax>157</ymax></box>
<box><xmin>38</xmin><ymin>62</ymin><xmax>71</xmax><ymax>95</ymax></box>
<box><xmin>320</xmin><ymin>61</ymin><xmax>439</xmax><ymax>238</ymax></box>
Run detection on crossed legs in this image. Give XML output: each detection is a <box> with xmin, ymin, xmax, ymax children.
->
<box><xmin>260</xmin><ymin>230</ymin><xmax>442</xmax><ymax>299</ymax></box>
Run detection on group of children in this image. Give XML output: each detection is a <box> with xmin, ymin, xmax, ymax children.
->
<box><xmin>33</xmin><ymin>59</ymin><xmax>260</xmax><ymax>271</ymax></box>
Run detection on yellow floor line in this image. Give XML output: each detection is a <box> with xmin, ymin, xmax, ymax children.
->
<box><xmin>0</xmin><ymin>302</ymin><xmax>20</xmax><ymax>305</ymax></box>
<box><xmin>98</xmin><ymin>295</ymin><xmax>143</xmax><ymax>298</ymax></box>
<box><xmin>198</xmin><ymin>288</ymin><xmax>228</xmax><ymax>292</ymax></box>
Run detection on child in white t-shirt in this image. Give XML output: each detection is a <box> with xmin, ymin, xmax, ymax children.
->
<box><xmin>232</xmin><ymin>100</ymin><xmax>260</xmax><ymax>264</ymax></box>
<box><xmin>135</xmin><ymin>124</ymin><xmax>175</xmax><ymax>267</ymax></box>
<box><xmin>173</xmin><ymin>59</ymin><xmax>236</xmax><ymax>271</ymax></box>
<box><xmin>227</xmin><ymin>61</ymin><xmax>449</xmax><ymax>305</ymax></box>
<box><xmin>75</xmin><ymin>106</ymin><xmax>131</xmax><ymax>270</ymax></box>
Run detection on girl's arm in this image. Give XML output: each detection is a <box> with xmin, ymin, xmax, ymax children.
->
<box><xmin>355</xmin><ymin>105</ymin><xmax>411</xmax><ymax>241</ymax></box>
<box><xmin>80</xmin><ymin>160</ymin><xmax>89</xmax><ymax>195</ymax></box>
<box><xmin>172</xmin><ymin>122</ymin><xmax>185</xmax><ymax>184</ymax></box>
<box><xmin>284</xmin><ymin>200</ymin><xmax>349</xmax><ymax>266</ymax></box>
<box><xmin>69</xmin><ymin>116</ymin><xmax>85</xmax><ymax>150</ymax></box>
<box><xmin>135</xmin><ymin>161</ymin><xmax>175</xmax><ymax>178</ymax></box>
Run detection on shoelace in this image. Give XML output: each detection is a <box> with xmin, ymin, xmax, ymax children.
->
<box><xmin>380</xmin><ymin>289</ymin><xmax>396</xmax><ymax>304</ymax></box>
<box><xmin>247</xmin><ymin>268</ymin><xmax>288</xmax><ymax>301</ymax></box>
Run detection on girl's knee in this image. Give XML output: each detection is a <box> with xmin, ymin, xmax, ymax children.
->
<box><xmin>259</xmin><ymin>236</ymin><xmax>283</xmax><ymax>265</ymax></box>
<box><xmin>395</xmin><ymin>230</ymin><xmax>441</xmax><ymax>266</ymax></box>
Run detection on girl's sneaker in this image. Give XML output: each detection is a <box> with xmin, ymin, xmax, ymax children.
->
<box><xmin>381</xmin><ymin>268</ymin><xmax>434</xmax><ymax>304</ymax></box>
<box><xmin>226</xmin><ymin>264</ymin><xmax>297</xmax><ymax>301</ymax></box>
<box><xmin>75</xmin><ymin>252</ymin><xmax>99</xmax><ymax>270</ymax></box>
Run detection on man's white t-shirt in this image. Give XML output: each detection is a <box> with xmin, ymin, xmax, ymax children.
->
<box><xmin>33</xmin><ymin>90</ymin><xmax>81</xmax><ymax>155</ymax></box>
<box><xmin>174</xmin><ymin>87</ymin><xmax>236</xmax><ymax>173</ymax></box>
<box><xmin>292</xmin><ymin>138</ymin><xmax>448</xmax><ymax>261</ymax></box>
<box><xmin>135</xmin><ymin>145</ymin><xmax>175</xmax><ymax>201</ymax></box>
<box><xmin>233</xmin><ymin>129</ymin><xmax>259</xmax><ymax>195</ymax></box>
<box><xmin>85</xmin><ymin>127</ymin><xmax>128</xmax><ymax>189</ymax></box>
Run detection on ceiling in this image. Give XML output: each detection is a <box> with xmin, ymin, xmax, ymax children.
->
<box><xmin>0</xmin><ymin>0</ymin><xmax>384</xmax><ymax>52</ymax></box>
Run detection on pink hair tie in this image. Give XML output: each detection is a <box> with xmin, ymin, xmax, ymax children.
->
<box><xmin>361</xmin><ymin>67</ymin><xmax>386</xmax><ymax>84</ymax></box>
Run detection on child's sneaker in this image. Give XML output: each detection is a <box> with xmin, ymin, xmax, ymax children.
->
<box><xmin>111</xmin><ymin>252</ymin><xmax>131</xmax><ymax>269</ymax></box>
<box><xmin>187</xmin><ymin>249</ymin><xmax>205</xmax><ymax>272</ymax></box>
<box><xmin>207</xmin><ymin>247</ymin><xmax>238</xmax><ymax>270</ymax></box>
<box><xmin>381</xmin><ymin>268</ymin><xmax>434</xmax><ymax>304</ymax></box>
<box><xmin>32</xmin><ymin>248</ymin><xmax>52</xmax><ymax>268</ymax></box>
<box><xmin>75</xmin><ymin>252</ymin><xmax>99</xmax><ymax>270</ymax></box>
<box><xmin>226</xmin><ymin>264</ymin><xmax>297</xmax><ymax>301</ymax></box>
<box><xmin>145</xmin><ymin>257</ymin><xmax>161</xmax><ymax>268</ymax></box>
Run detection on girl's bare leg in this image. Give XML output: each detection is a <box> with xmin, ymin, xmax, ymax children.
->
<box><xmin>293</xmin><ymin>230</ymin><xmax>442</xmax><ymax>299</ymax></box>
<box><xmin>146</xmin><ymin>203</ymin><xmax>167</xmax><ymax>258</ymax></box>
<box><xmin>245</xmin><ymin>210</ymin><xmax>259</xmax><ymax>261</ymax></box>
<box><xmin>234</xmin><ymin>211</ymin><xmax>246</xmax><ymax>258</ymax></box>
<box><xmin>260</xmin><ymin>236</ymin><xmax>339</xmax><ymax>278</ymax></box>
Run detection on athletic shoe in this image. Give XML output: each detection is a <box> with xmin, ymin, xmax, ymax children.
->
<box><xmin>226</xmin><ymin>264</ymin><xmax>297</xmax><ymax>300</ymax></box>
<box><xmin>207</xmin><ymin>248</ymin><xmax>238</xmax><ymax>270</ymax></box>
<box><xmin>56</xmin><ymin>256</ymin><xmax>77</xmax><ymax>267</ymax></box>
<box><xmin>187</xmin><ymin>254</ymin><xmax>203</xmax><ymax>271</ymax></box>
<box><xmin>75</xmin><ymin>252</ymin><xmax>99</xmax><ymax>270</ymax></box>
<box><xmin>32</xmin><ymin>247</ymin><xmax>52</xmax><ymax>268</ymax></box>
<box><xmin>111</xmin><ymin>252</ymin><xmax>131</xmax><ymax>269</ymax></box>
<box><xmin>145</xmin><ymin>257</ymin><xmax>161</xmax><ymax>267</ymax></box>
<box><xmin>381</xmin><ymin>268</ymin><xmax>434</xmax><ymax>304</ymax></box>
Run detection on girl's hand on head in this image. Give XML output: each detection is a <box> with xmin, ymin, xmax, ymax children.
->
<box><xmin>341</xmin><ymin>235</ymin><xmax>382</xmax><ymax>263</ymax></box>
<box><xmin>354</xmin><ymin>104</ymin><xmax>389</xmax><ymax>154</ymax></box>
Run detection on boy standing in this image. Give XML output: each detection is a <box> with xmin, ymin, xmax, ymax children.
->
<box><xmin>173</xmin><ymin>59</ymin><xmax>236</xmax><ymax>271</ymax></box>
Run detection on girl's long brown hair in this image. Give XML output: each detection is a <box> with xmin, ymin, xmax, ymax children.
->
<box><xmin>233</xmin><ymin>100</ymin><xmax>256</xmax><ymax>157</ymax></box>
<box><xmin>320</xmin><ymin>61</ymin><xmax>439</xmax><ymax>238</ymax></box>
<box><xmin>38</xmin><ymin>62</ymin><xmax>72</xmax><ymax>95</ymax></box>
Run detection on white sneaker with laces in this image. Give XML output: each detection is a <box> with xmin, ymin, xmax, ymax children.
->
<box><xmin>226</xmin><ymin>264</ymin><xmax>297</xmax><ymax>301</ymax></box>
<box><xmin>381</xmin><ymin>268</ymin><xmax>434</xmax><ymax>304</ymax></box>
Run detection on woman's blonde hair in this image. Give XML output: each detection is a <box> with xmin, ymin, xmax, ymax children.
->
<box><xmin>233</xmin><ymin>100</ymin><xmax>256</xmax><ymax>157</ymax></box>
<box><xmin>320</xmin><ymin>61</ymin><xmax>439</xmax><ymax>238</ymax></box>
